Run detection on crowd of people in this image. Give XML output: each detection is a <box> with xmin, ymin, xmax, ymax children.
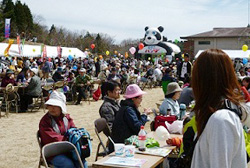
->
<box><xmin>1</xmin><ymin>49</ymin><xmax>250</xmax><ymax>167</ymax></box>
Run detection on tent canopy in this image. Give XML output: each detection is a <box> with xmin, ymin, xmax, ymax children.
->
<box><xmin>195</xmin><ymin>50</ymin><xmax>250</xmax><ymax>59</ymax></box>
<box><xmin>0</xmin><ymin>43</ymin><xmax>86</xmax><ymax>58</ymax></box>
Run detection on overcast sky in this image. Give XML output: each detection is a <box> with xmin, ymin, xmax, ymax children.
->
<box><xmin>21</xmin><ymin>0</ymin><xmax>248</xmax><ymax>44</ymax></box>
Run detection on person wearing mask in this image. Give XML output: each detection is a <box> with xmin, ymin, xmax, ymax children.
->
<box><xmin>1</xmin><ymin>69</ymin><xmax>17</xmax><ymax>87</ymax></box>
<box><xmin>110</xmin><ymin>84</ymin><xmax>151</xmax><ymax>152</ymax></box>
<box><xmin>19</xmin><ymin>68</ymin><xmax>42</xmax><ymax>112</ymax></box>
<box><xmin>159</xmin><ymin>82</ymin><xmax>182</xmax><ymax>116</ymax></box>
<box><xmin>39</xmin><ymin>91</ymin><xmax>87</xmax><ymax>168</ymax></box>
<box><xmin>191</xmin><ymin>49</ymin><xmax>247</xmax><ymax>168</ymax></box>
<box><xmin>99</xmin><ymin>81</ymin><xmax>121</xmax><ymax>129</ymax></box>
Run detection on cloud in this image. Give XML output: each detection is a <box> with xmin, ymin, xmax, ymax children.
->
<box><xmin>21</xmin><ymin>0</ymin><xmax>248</xmax><ymax>43</ymax></box>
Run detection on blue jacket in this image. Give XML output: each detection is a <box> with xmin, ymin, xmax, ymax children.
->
<box><xmin>111</xmin><ymin>99</ymin><xmax>147</xmax><ymax>144</ymax></box>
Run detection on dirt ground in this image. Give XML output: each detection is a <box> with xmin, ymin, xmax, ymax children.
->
<box><xmin>0</xmin><ymin>87</ymin><xmax>165</xmax><ymax>168</ymax></box>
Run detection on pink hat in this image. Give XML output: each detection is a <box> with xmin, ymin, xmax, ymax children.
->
<box><xmin>124</xmin><ymin>84</ymin><xmax>146</xmax><ymax>99</ymax></box>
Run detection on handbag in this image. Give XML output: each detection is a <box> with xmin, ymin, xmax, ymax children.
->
<box><xmin>154</xmin><ymin>115</ymin><xmax>177</xmax><ymax>131</ymax></box>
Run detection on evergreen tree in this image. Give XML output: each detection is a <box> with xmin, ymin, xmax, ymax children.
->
<box><xmin>14</xmin><ymin>0</ymin><xmax>26</xmax><ymax>34</ymax></box>
<box><xmin>23</xmin><ymin>3</ymin><xmax>33</xmax><ymax>34</ymax></box>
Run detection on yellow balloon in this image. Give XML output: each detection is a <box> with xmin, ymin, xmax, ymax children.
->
<box><xmin>148</xmin><ymin>57</ymin><xmax>151</xmax><ymax>60</ymax></box>
<box><xmin>182</xmin><ymin>54</ymin><xmax>184</xmax><ymax>58</ymax></box>
<box><xmin>69</xmin><ymin>49</ymin><xmax>71</xmax><ymax>53</ymax></box>
<box><xmin>242</xmin><ymin>44</ymin><xmax>248</xmax><ymax>51</ymax></box>
<box><xmin>33</xmin><ymin>49</ymin><xmax>36</xmax><ymax>52</ymax></box>
<box><xmin>106</xmin><ymin>51</ymin><xmax>110</xmax><ymax>55</ymax></box>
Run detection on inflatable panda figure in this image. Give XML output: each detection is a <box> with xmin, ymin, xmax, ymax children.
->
<box><xmin>143</xmin><ymin>26</ymin><xmax>181</xmax><ymax>55</ymax></box>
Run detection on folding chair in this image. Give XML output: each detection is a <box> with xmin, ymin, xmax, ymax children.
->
<box><xmin>94</xmin><ymin>118</ymin><xmax>112</xmax><ymax>161</ymax></box>
<box><xmin>29</xmin><ymin>92</ymin><xmax>45</xmax><ymax>112</ymax></box>
<box><xmin>36</xmin><ymin>131</ymin><xmax>45</xmax><ymax>168</ymax></box>
<box><xmin>0</xmin><ymin>84</ymin><xmax>19</xmax><ymax>117</ymax></box>
<box><xmin>42</xmin><ymin>141</ymin><xmax>84</xmax><ymax>168</ymax></box>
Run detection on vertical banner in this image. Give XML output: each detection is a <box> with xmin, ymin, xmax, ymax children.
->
<box><xmin>43</xmin><ymin>45</ymin><xmax>47</xmax><ymax>61</ymax></box>
<box><xmin>4</xmin><ymin>18</ymin><xmax>11</xmax><ymax>38</ymax></box>
<box><xmin>4</xmin><ymin>39</ymin><xmax>14</xmax><ymax>57</ymax></box>
<box><xmin>17</xmin><ymin>35</ymin><xmax>21</xmax><ymax>55</ymax></box>
<box><xmin>57</xmin><ymin>46</ymin><xmax>62</xmax><ymax>58</ymax></box>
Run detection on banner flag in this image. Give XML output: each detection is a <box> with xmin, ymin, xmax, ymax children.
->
<box><xmin>17</xmin><ymin>35</ymin><xmax>21</xmax><ymax>55</ymax></box>
<box><xmin>4</xmin><ymin>18</ymin><xmax>11</xmax><ymax>38</ymax></box>
<box><xmin>4</xmin><ymin>39</ymin><xmax>14</xmax><ymax>57</ymax></box>
<box><xmin>57</xmin><ymin>46</ymin><xmax>62</xmax><ymax>58</ymax></box>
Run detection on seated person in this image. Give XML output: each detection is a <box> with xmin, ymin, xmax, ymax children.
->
<box><xmin>99</xmin><ymin>81</ymin><xmax>121</xmax><ymax>129</ymax></box>
<box><xmin>74</xmin><ymin>68</ymin><xmax>91</xmax><ymax>105</ymax></box>
<box><xmin>52</xmin><ymin>67</ymin><xmax>64</xmax><ymax>82</ymax></box>
<box><xmin>107</xmin><ymin>67</ymin><xmax>121</xmax><ymax>82</ymax></box>
<box><xmin>1</xmin><ymin>69</ymin><xmax>17</xmax><ymax>87</ymax></box>
<box><xmin>110</xmin><ymin>84</ymin><xmax>151</xmax><ymax>152</ymax></box>
<box><xmin>39</xmin><ymin>91</ymin><xmax>87</xmax><ymax>168</ymax></box>
<box><xmin>19</xmin><ymin>68</ymin><xmax>42</xmax><ymax>112</ymax></box>
<box><xmin>16</xmin><ymin>66</ymin><xmax>29</xmax><ymax>83</ymax></box>
<box><xmin>160</xmin><ymin>82</ymin><xmax>182</xmax><ymax>116</ymax></box>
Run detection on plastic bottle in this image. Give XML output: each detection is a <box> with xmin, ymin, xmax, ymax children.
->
<box><xmin>167</xmin><ymin>108</ymin><xmax>171</xmax><ymax>116</ymax></box>
<box><xmin>179</xmin><ymin>104</ymin><xmax>186</xmax><ymax>120</ymax></box>
<box><xmin>138</xmin><ymin>125</ymin><xmax>147</xmax><ymax>152</ymax></box>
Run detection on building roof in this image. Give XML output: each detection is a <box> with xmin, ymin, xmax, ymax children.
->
<box><xmin>181</xmin><ymin>27</ymin><xmax>250</xmax><ymax>39</ymax></box>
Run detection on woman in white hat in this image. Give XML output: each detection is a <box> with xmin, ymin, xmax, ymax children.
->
<box><xmin>159</xmin><ymin>82</ymin><xmax>182</xmax><ymax>116</ymax></box>
<box><xmin>110</xmin><ymin>84</ymin><xmax>151</xmax><ymax>152</ymax></box>
<box><xmin>39</xmin><ymin>91</ymin><xmax>88</xmax><ymax>168</ymax></box>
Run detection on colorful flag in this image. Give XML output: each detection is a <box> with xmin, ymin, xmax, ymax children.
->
<box><xmin>4</xmin><ymin>18</ymin><xmax>11</xmax><ymax>38</ymax></box>
<box><xmin>43</xmin><ymin>45</ymin><xmax>47</xmax><ymax>61</ymax></box>
<box><xmin>4</xmin><ymin>39</ymin><xmax>14</xmax><ymax>57</ymax></box>
<box><xmin>20</xmin><ymin>39</ymin><xmax>25</xmax><ymax>57</ymax></box>
<box><xmin>57</xmin><ymin>46</ymin><xmax>62</xmax><ymax>58</ymax></box>
<box><xmin>17</xmin><ymin>35</ymin><xmax>21</xmax><ymax>55</ymax></box>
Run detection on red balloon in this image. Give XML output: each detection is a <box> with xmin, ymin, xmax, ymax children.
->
<box><xmin>139</xmin><ymin>43</ymin><xmax>144</xmax><ymax>50</ymax></box>
<box><xmin>90</xmin><ymin>44</ymin><xmax>95</xmax><ymax>49</ymax></box>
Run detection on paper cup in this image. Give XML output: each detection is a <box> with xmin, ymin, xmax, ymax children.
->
<box><xmin>114</xmin><ymin>143</ymin><xmax>125</xmax><ymax>156</ymax></box>
<box><xmin>124</xmin><ymin>145</ymin><xmax>135</xmax><ymax>157</ymax></box>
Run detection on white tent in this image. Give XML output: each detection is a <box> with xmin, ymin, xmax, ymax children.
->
<box><xmin>0</xmin><ymin>43</ymin><xmax>41</xmax><ymax>57</ymax></box>
<box><xmin>0</xmin><ymin>43</ymin><xmax>86</xmax><ymax>58</ymax></box>
<box><xmin>61</xmin><ymin>47</ymin><xmax>86</xmax><ymax>58</ymax></box>
<box><xmin>195</xmin><ymin>50</ymin><xmax>250</xmax><ymax>59</ymax></box>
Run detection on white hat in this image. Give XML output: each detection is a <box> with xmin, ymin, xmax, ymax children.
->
<box><xmin>30</xmin><ymin>68</ymin><xmax>38</xmax><ymax>75</ymax></box>
<box><xmin>45</xmin><ymin>91</ymin><xmax>67</xmax><ymax>114</ymax></box>
<box><xmin>79</xmin><ymin>68</ymin><xmax>86</xmax><ymax>72</ymax></box>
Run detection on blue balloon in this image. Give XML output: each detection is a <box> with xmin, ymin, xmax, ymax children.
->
<box><xmin>73</xmin><ymin>65</ymin><xmax>77</xmax><ymax>70</ymax></box>
<box><xmin>243</xmin><ymin>58</ymin><xmax>248</xmax><ymax>65</ymax></box>
<box><xmin>68</xmin><ymin>55</ymin><xmax>73</xmax><ymax>61</ymax></box>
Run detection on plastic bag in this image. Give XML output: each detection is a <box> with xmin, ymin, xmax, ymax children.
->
<box><xmin>155</xmin><ymin>126</ymin><xmax>170</xmax><ymax>141</ymax></box>
<box><xmin>165</xmin><ymin>120</ymin><xmax>183</xmax><ymax>134</ymax></box>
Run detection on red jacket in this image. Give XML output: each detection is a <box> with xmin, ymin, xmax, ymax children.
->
<box><xmin>241</xmin><ymin>86</ymin><xmax>250</xmax><ymax>102</ymax></box>
<box><xmin>39</xmin><ymin>112</ymin><xmax>75</xmax><ymax>147</ymax></box>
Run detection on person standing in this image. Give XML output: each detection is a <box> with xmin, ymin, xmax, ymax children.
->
<box><xmin>177</xmin><ymin>53</ymin><xmax>192</xmax><ymax>81</ymax></box>
<box><xmin>191</xmin><ymin>49</ymin><xmax>247</xmax><ymax>168</ymax></box>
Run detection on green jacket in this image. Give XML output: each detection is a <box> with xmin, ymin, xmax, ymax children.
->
<box><xmin>75</xmin><ymin>74</ymin><xmax>91</xmax><ymax>86</ymax></box>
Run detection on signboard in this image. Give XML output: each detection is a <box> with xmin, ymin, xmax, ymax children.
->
<box><xmin>138</xmin><ymin>45</ymin><xmax>167</xmax><ymax>55</ymax></box>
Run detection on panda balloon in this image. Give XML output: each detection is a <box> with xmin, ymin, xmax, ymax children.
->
<box><xmin>138</xmin><ymin>26</ymin><xmax>181</xmax><ymax>56</ymax></box>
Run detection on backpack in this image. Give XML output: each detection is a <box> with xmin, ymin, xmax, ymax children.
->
<box><xmin>65</xmin><ymin>128</ymin><xmax>92</xmax><ymax>161</ymax></box>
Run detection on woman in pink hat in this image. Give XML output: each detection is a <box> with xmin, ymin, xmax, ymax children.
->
<box><xmin>110</xmin><ymin>84</ymin><xmax>151</xmax><ymax>152</ymax></box>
